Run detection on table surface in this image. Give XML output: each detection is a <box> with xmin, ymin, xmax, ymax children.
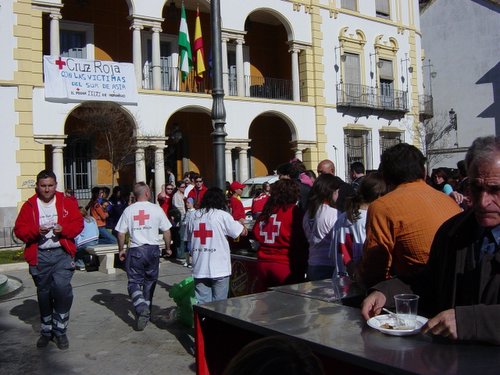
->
<box><xmin>271</xmin><ymin>278</ymin><xmax>364</xmax><ymax>305</ymax></box>
<box><xmin>194</xmin><ymin>291</ymin><xmax>500</xmax><ymax>375</ymax></box>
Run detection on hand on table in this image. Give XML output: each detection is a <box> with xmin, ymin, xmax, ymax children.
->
<box><xmin>421</xmin><ymin>309</ymin><xmax>457</xmax><ymax>340</ymax></box>
<box><xmin>361</xmin><ymin>291</ymin><xmax>387</xmax><ymax>320</ymax></box>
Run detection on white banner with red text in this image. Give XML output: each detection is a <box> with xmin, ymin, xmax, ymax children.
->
<box><xmin>43</xmin><ymin>56</ymin><xmax>138</xmax><ymax>104</ymax></box>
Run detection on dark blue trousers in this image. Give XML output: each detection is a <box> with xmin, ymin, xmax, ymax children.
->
<box><xmin>125</xmin><ymin>244</ymin><xmax>160</xmax><ymax>316</ymax></box>
<box><xmin>29</xmin><ymin>247</ymin><xmax>74</xmax><ymax>337</ymax></box>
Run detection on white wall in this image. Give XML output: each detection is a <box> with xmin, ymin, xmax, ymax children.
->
<box><xmin>220</xmin><ymin>0</ymin><xmax>312</xmax><ymax>44</ymax></box>
<box><xmin>319</xmin><ymin>2</ymin><xmax>418</xmax><ymax>178</ymax></box>
<box><xmin>421</xmin><ymin>0</ymin><xmax>500</xmax><ymax>167</ymax></box>
<box><xmin>0</xmin><ymin>87</ymin><xmax>20</xmax><ymax>210</ymax></box>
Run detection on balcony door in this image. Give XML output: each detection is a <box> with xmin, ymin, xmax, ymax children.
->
<box><xmin>226</xmin><ymin>43</ymin><xmax>250</xmax><ymax>96</ymax></box>
<box><xmin>59</xmin><ymin>21</ymin><xmax>94</xmax><ymax>59</ymax></box>
<box><xmin>142</xmin><ymin>34</ymin><xmax>178</xmax><ymax>90</ymax></box>
<box><xmin>343</xmin><ymin>53</ymin><xmax>361</xmax><ymax>105</ymax></box>
<box><xmin>228</xmin><ymin>49</ymin><xmax>237</xmax><ymax>96</ymax></box>
<box><xmin>379</xmin><ymin>59</ymin><xmax>394</xmax><ymax>108</ymax></box>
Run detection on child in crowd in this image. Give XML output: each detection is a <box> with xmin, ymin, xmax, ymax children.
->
<box><xmin>74</xmin><ymin>207</ymin><xmax>99</xmax><ymax>271</ymax></box>
<box><xmin>182</xmin><ymin>198</ymin><xmax>196</xmax><ymax>268</ymax></box>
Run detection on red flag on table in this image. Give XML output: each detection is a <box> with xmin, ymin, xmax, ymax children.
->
<box><xmin>193</xmin><ymin>7</ymin><xmax>206</xmax><ymax>81</ymax></box>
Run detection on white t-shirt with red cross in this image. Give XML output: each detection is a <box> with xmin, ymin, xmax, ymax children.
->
<box><xmin>187</xmin><ymin>208</ymin><xmax>244</xmax><ymax>279</ymax></box>
<box><xmin>115</xmin><ymin>201</ymin><xmax>172</xmax><ymax>248</ymax></box>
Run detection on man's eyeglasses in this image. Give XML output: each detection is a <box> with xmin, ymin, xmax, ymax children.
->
<box><xmin>166</xmin><ymin>188</ymin><xmax>174</xmax><ymax>191</ymax></box>
<box><xmin>196</xmin><ymin>180</ymin><xmax>203</xmax><ymax>183</ymax></box>
<box><xmin>179</xmin><ymin>185</ymin><xmax>186</xmax><ymax>188</ymax></box>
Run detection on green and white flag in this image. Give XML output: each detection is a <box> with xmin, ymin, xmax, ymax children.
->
<box><xmin>178</xmin><ymin>3</ymin><xmax>192</xmax><ymax>81</ymax></box>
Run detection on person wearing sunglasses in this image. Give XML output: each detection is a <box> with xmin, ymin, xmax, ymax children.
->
<box><xmin>188</xmin><ymin>174</ymin><xmax>208</xmax><ymax>209</ymax></box>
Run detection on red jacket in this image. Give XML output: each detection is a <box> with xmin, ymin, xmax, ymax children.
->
<box><xmin>188</xmin><ymin>185</ymin><xmax>208</xmax><ymax>209</ymax></box>
<box><xmin>251</xmin><ymin>193</ymin><xmax>269</xmax><ymax>215</ymax></box>
<box><xmin>253</xmin><ymin>204</ymin><xmax>308</xmax><ymax>269</ymax></box>
<box><xmin>14</xmin><ymin>191</ymin><xmax>84</xmax><ymax>265</ymax></box>
<box><xmin>157</xmin><ymin>193</ymin><xmax>172</xmax><ymax>217</ymax></box>
<box><xmin>229</xmin><ymin>195</ymin><xmax>246</xmax><ymax>221</ymax></box>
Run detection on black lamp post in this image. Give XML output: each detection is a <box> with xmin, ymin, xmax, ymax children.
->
<box><xmin>210</xmin><ymin>0</ymin><xmax>227</xmax><ymax>190</ymax></box>
<box><xmin>449</xmin><ymin>108</ymin><xmax>458</xmax><ymax>147</ymax></box>
<box><xmin>423</xmin><ymin>59</ymin><xmax>436</xmax><ymax>97</ymax></box>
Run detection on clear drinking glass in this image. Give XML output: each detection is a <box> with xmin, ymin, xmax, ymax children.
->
<box><xmin>394</xmin><ymin>294</ymin><xmax>419</xmax><ymax>329</ymax></box>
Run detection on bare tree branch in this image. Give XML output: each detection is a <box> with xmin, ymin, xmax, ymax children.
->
<box><xmin>413</xmin><ymin>112</ymin><xmax>456</xmax><ymax>171</ymax></box>
<box><xmin>69</xmin><ymin>102</ymin><xmax>136</xmax><ymax>186</ymax></box>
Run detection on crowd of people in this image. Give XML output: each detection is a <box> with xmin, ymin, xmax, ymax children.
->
<box><xmin>13</xmin><ymin>135</ymin><xmax>500</xmax><ymax>351</ymax></box>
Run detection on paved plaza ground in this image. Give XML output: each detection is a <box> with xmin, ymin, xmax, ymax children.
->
<box><xmin>0</xmin><ymin>260</ymin><xmax>196</xmax><ymax>375</ymax></box>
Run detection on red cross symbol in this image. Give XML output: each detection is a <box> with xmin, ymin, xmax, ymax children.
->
<box><xmin>259</xmin><ymin>214</ymin><xmax>281</xmax><ymax>243</ymax></box>
<box><xmin>194</xmin><ymin>223</ymin><xmax>213</xmax><ymax>245</ymax></box>
<box><xmin>55</xmin><ymin>57</ymin><xmax>66</xmax><ymax>70</ymax></box>
<box><xmin>133</xmin><ymin>210</ymin><xmax>150</xmax><ymax>225</ymax></box>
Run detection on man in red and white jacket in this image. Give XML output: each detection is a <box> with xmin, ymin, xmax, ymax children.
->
<box><xmin>188</xmin><ymin>175</ymin><xmax>208</xmax><ymax>209</ymax></box>
<box><xmin>14</xmin><ymin>170</ymin><xmax>83</xmax><ymax>350</ymax></box>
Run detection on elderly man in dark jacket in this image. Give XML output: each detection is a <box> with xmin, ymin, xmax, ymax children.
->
<box><xmin>361</xmin><ymin>136</ymin><xmax>500</xmax><ymax>345</ymax></box>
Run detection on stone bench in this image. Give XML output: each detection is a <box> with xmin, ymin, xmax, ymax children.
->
<box><xmin>86</xmin><ymin>244</ymin><xmax>120</xmax><ymax>274</ymax></box>
<box><xmin>86</xmin><ymin>238</ymin><xmax>167</xmax><ymax>274</ymax></box>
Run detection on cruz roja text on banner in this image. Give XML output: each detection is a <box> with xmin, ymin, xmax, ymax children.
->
<box><xmin>43</xmin><ymin>56</ymin><xmax>139</xmax><ymax>104</ymax></box>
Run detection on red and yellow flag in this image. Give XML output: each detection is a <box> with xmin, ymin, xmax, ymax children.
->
<box><xmin>193</xmin><ymin>7</ymin><xmax>206</xmax><ymax>80</ymax></box>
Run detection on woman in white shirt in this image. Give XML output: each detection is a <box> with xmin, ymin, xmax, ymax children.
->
<box><xmin>302</xmin><ymin>174</ymin><xmax>343</xmax><ymax>280</ymax></box>
<box><xmin>187</xmin><ymin>187</ymin><xmax>248</xmax><ymax>304</ymax></box>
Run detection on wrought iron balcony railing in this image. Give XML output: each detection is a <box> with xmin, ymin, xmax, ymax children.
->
<box><xmin>419</xmin><ymin>94</ymin><xmax>434</xmax><ymax>118</ymax></box>
<box><xmin>223</xmin><ymin>74</ymin><xmax>294</xmax><ymax>100</ymax></box>
<box><xmin>143</xmin><ymin>61</ymin><xmax>294</xmax><ymax>101</ymax></box>
<box><xmin>336</xmin><ymin>83</ymin><xmax>409</xmax><ymax>113</ymax></box>
<box><xmin>245</xmin><ymin>75</ymin><xmax>293</xmax><ymax>101</ymax></box>
<box><xmin>143</xmin><ymin>62</ymin><xmax>211</xmax><ymax>94</ymax></box>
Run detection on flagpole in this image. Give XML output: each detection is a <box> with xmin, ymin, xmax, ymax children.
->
<box><xmin>210</xmin><ymin>0</ymin><xmax>227</xmax><ymax>190</ymax></box>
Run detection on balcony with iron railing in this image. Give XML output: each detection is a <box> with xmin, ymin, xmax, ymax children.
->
<box><xmin>245</xmin><ymin>75</ymin><xmax>293</xmax><ymax>101</ymax></box>
<box><xmin>143</xmin><ymin>62</ymin><xmax>211</xmax><ymax>94</ymax></box>
<box><xmin>336</xmin><ymin>83</ymin><xmax>409</xmax><ymax>115</ymax></box>
<box><xmin>419</xmin><ymin>94</ymin><xmax>434</xmax><ymax>119</ymax></box>
<box><xmin>143</xmin><ymin>62</ymin><xmax>295</xmax><ymax>101</ymax></box>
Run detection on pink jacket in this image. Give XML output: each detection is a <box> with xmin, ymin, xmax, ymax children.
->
<box><xmin>14</xmin><ymin>191</ymin><xmax>84</xmax><ymax>265</ymax></box>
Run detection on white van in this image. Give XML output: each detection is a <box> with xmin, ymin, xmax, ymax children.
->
<box><xmin>240</xmin><ymin>175</ymin><xmax>279</xmax><ymax>220</ymax></box>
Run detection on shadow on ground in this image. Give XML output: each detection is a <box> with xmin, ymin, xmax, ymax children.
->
<box><xmin>91</xmin><ymin>288</ymin><xmax>136</xmax><ymax>328</ymax></box>
<box><xmin>10</xmin><ymin>298</ymin><xmax>40</xmax><ymax>331</ymax></box>
<box><xmin>91</xmin><ymin>286</ymin><xmax>195</xmax><ymax>356</ymax></box>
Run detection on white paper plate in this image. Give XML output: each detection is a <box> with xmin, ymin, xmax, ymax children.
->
<box><xmin>367</xmin><ymin>314</ymin><xmax>428</xmax><ymax>336</ymax></box>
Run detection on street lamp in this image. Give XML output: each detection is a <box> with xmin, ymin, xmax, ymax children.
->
<box><xmin>400</xmin><ymin>53</ymin><xmax>412</xmax><ymax>92</ymax></box>
<box><xmin>369</xmin><ymin>51</ymin><xmax>383</xmax><ymax>87</ymax></box>
<box><xmin>211</xmin><ymin>0</ymin><xmax>227</xmax><ymax>190</ymax></box>
<box><xmin>449</xmin><ymin>108</ymin><xmax>458</xmax><ymax>147</ymax></box>
<box><xmin>422</xmin><ymin>59</ymin><xmax>436</xmax><ymax>97</ymax></box>
<box><xmin>334</xmin><ymin>46</ymin><xmax>346</xmax><ymax>84</ymax></box>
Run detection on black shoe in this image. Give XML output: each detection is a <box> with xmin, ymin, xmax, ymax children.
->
<box><xmin>54</xmin><ymin>334</ymin><xmax>69</xmax><ymax>350</ymax></box>
<box><xmin>136</xmin><ymin>313</ymin><xmax>150</xmax><ymax>331</ymax></box>
<box><xmin>36</xmin><ymin>335</ymin><xmax>52</xmax><ymax>348</ymax></box>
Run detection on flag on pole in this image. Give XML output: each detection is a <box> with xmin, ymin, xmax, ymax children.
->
<box><xmin>178</xmin><ymin>3</ymin><xmax>192</xmax><ymax>81</ymax></box>
<box><xmin>193</xmin><ymin>7</ymin><xmax>206</xmax><ymax>81</ymax></box>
